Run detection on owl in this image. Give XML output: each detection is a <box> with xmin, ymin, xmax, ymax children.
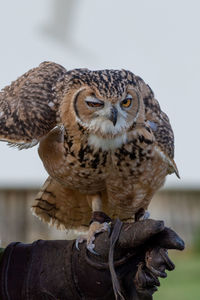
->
<box><xmin>0</xmin><ymin>62</ymin><xmax>179</xmax><ymax>252</ymax></box>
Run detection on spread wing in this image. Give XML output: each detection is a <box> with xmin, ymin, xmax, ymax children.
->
<box><xmin>0</xmin><ymin>61</ymin><xmax>67</xmax><ymax>149</ymax></box>
<box><xmin>137</xmin><ymin>76</ymin><xmax>180</xmax><ymax>178</ymax></box>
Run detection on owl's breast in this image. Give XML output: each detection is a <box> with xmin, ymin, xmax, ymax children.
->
<box><xmin>110</xmin><ymin>141</ymin><xmax>155</xmax><ymax>179</ymax></box>
<box><xmin>111</xmin><ymin>143</ymin><xmax>168</xmax><ymax>185</ymax></box>
<box><xmin>39</xmin><ymin>127</ymin><xmax>168</xmax><ymax>200</ymax></box>
<box><xmin>47</xmin><ymin>138</ymin><xmax>111</xmax><ymax>193</ymax></box>
<box><xmin>104</xmin><ymin>140</ymin><xmax>169</xmax><ymax>217</ymax></box>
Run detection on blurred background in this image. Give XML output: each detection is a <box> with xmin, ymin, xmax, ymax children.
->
<box><xmin>0</xmin><ymin>0</ymin><xmax>199</xmax><ymax>299</ymax></box>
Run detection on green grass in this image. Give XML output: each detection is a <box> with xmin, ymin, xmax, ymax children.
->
<box><xmin>154</xmin><ymin>251</ymin><xmax>200</xmax><ymax>300</ymax></box>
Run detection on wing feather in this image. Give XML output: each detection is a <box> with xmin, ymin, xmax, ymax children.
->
<box><xmin>137</xmin><ymin>76</ymin><xmax>179</xmax><ymax>177</ymax></box>
<box><xmin>32</xmin><ymin>176</ymin><xmax>92</xmax><ymax>232</ymax></box>
<box><xmin>0</xmin><ymin>61</ymin><xmax>67</xmax><ymax>146</ymax></box>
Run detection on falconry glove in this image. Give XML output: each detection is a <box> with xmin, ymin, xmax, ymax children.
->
<box><xmin>0</xmin><ymin>219</ymin><xmax>184</xmax><ymax>300</ymax></box>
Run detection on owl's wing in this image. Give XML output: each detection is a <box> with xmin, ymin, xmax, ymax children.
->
<box><xmin>32</xmin><ymin>176</ymin><xmax>117</xmax><ymax>232</ymax></box>
<box><xmin>0</xmin><ymin>61</ymin><xmax>67</xmax><ymax>149</ymax></box>
<box><xmin>32</xmin><ymin>176</ymin><xmax>92</xmax><ymax>232</ymax></box>
<box><xmin>137</xmin><ymin>77</ymin><xmax>180</xmax><ymax>178</ymax></box>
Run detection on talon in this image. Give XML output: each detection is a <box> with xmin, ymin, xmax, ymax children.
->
<box><xmin>143</xmin><ymin>211</ymin><xmax>150</xmax><ymax>220</ymax></box>
<box><xmin>75</xmin><ymin>236</ymin><xmax>85</xmax><ymax>251</ymax></box>
<box><xmin>86</xmin><ymin>221</ymin><xmax>111</xmax><ymax>255</ymax></box>
<box><xmin>88</xmin><ymin>248</ymin><xmax>99</xmax><ymax>255</ymax></box>
<box><xmin>102</xmin><ymin>222</ymin><xmax>111</xmax><ymax>232</ymax></box>
<box><xmin>75</xmin><ymin>239</ymin><xmax>80</xmax><ymax>251</ymax></box>
<box><xmin>86</xmin><ymin>242</ymin><xmax>100</xmax><ymax>255</ymax></box>
<box><xmin>75</xmin><ymin>211</ymin><xmax>111</xmax><ymax>255</ymax></box>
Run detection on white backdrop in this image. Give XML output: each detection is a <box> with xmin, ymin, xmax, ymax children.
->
<box><xmin>0</xmin><ymin>0</ymin><xmax>199</xmax><ymax>188</ymax></box>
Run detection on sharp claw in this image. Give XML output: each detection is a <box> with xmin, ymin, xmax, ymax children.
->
<box><xmin>143</xmin><ymin>211</ymin><xmax>150</xmax><ymax>219</ymax></box>
<box><xmin>75</xmin><ymin>237</ymin><xmax>84</xmax><ymax>251</ymax></box>
<box><xmin>75</xmin><ymin>239</ymin><xmax>80</xmax><ymax>251</ymax></box>
<box><xmin>88</xmin><ymin>248</ymin><xmax>100</xmax><ymax>255</ymax></box>
<box><xmin>87</xmin><ymin>243</ymin><xmax>100</xmax><ymax>255</ymax></box>
<box><xmin>106</xmin><ymin>222</ymin><xmax>111</xmax><ymax>234</ymax></box>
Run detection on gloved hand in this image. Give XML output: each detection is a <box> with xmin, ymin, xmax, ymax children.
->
<box><xmin>0</xmin><ymin>219</ymin><xmax>184</xmax><ymax>300</ymax></box>
<box><xmin>75</xmin><ymin>219</ymin><xmax>184</xmax><ymax>300</ymax></box>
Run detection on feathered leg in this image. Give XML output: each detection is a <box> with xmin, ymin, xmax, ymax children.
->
<box><xmin>76</xmin><ymin>194</ymin><xmax>111</xmax><ymax>254</ymax></box>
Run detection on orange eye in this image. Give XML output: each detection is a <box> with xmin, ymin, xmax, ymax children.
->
<box><xmin>121</xmin><ymin>98</ymin><xmax>132</xmax><ymax>108</ymax></box>
<box><xmin>86</xmin><ymin>102</ymin><xmax>104</xmax><ymax>108</ymax></box>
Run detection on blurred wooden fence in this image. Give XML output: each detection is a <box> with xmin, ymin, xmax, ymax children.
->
<box><xmin>0</xmin><ymin>188</ymin><xmax>199</xmax><ymax>248</ymax></box>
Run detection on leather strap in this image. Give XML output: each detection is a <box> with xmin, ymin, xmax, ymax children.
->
<box><xmin>109</xmin><ymin>219</ymin><xmax>125</xmax><ymax>300</ymax></box>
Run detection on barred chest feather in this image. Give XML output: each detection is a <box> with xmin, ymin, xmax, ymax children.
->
<box><xmin>51</xmin><ymin>131</ymin><xmax>167</xmax><ymax>195</ymax></box>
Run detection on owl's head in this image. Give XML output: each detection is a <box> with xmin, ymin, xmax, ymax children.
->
<box><xmin>61</xmin><ymin>69</ymin><xmax>146</xmax><ymax>149</ymax></box>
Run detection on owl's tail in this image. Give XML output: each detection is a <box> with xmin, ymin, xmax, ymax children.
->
<box><xmin>32</xmin><ymin>177</ymin><xmax>92</xmax><ymax>232</ymax></box>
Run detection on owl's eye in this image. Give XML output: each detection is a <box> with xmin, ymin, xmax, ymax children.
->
<box><xmin>85</xmin><ymin>97</ymin><xmax>104</xmax><ymax>108</ymax></box>
<box><xmin>121</xmin><ymin>95</ymin><xmax>132</xmax><ymax>108</ymax></box>
<box><xmin>86</xmin><ymin>101</ymin><xmax>104</xmax><ymax>108</ymax></box>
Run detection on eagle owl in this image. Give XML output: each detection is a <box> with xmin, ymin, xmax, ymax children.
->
<box><xmin>0</xmin><ymin>62</ymin><xmax>179</xmax><ymax>251</ymax></box>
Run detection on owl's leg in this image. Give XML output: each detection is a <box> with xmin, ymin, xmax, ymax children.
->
<box><xmin>76</xmin><ymin>194</ymin><xmax>111</xmax><ymax>254</ymax></box>
<box><xmin>135</xmin><ymin>208</ymin><xmax>150</xmax><ymax>221</ymax></box>
<box><xmin>86</xmin><ymin>194</ymin><xmax>111</xmax><ymax>254</ymax></box>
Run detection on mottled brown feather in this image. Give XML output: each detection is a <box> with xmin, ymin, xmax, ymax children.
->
<box><xmin>32</xmin><ymin>177</ymin><xmax>92</xmax><ymax>231</ymax></box>
<box><xmin>0</xmin><ymin>61</ymin><xmax>66</xmax><ymax>145</ymax></box>
<box><xmin>136</xmin><ymin>76</ymin><xmax>175</xmax><ymax>159</ymax></box>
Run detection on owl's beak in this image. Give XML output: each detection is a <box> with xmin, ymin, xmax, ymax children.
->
<box><xmin>109</xmin><ymin>106</ymin><xmax>118</xmax><ymax>126</ymax></box>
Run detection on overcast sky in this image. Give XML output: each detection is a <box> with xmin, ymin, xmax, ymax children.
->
<box><xmin>0</xmin><ymin>0</ymin><xmax>199</xmax><ymax>189</ymax></box>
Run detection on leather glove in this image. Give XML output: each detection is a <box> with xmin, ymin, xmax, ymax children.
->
<box><xmin>0</xmin><ymin>219</ymin><xmax>184</xmax><ymax>300</ymax></box>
